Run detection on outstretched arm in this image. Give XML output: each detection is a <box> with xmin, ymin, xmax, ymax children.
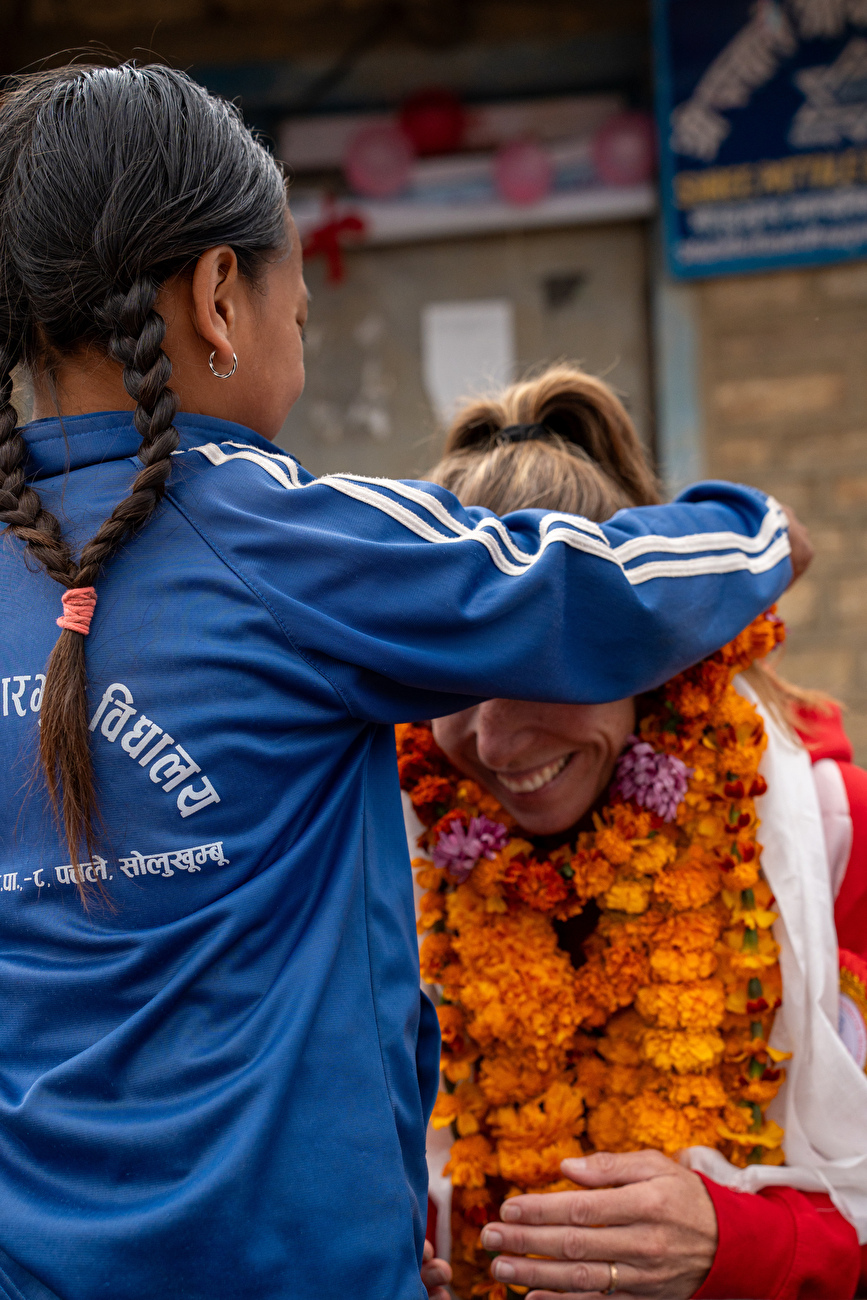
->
<box><xmin>185</xmin><ymin>443</ymin><xmax>804</xmax><ymax>723</ymax></box>
<box><xmin>274</xmin><ymin>476</ymin><xmax>796</xmax><ymax>721</ymax></box>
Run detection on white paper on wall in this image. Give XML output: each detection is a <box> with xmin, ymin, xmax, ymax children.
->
<box><xmin>420</xmin><ymin>299</ymin><xmax>515</xmax><ymax>424</ymax></box>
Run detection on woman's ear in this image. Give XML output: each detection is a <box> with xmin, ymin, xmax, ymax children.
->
<box><xmin>190</xmin><ymin>244</ymin><xmax>240</xmax><ymax>372</ymax></box>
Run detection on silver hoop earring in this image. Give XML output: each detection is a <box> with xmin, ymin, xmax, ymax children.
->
<box><xmin>209</xmin><ymin>351</ymin><xmax>238</xmax><ymax>379</ymax></box>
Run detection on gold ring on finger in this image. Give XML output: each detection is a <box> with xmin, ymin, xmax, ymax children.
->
<box><xmin>605</xmin><ymin>1262</ymin><xmax>619</xmax><ymax>1295</ymax></box>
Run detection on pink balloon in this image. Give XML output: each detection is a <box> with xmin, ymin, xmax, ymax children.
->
<box><xmin>592</xmin><ymin>111</ymin><xmax>656</xmax><ymax>187</ymax></box>
<box><xmin>344</xmin><ymin>123</ymin><xmax>414</xmax><ymax>199</ymax></box>
<box><xmin>494</xmin><ymin>139</ymin><xmax>553</xmax><ymax>206</ymax></box>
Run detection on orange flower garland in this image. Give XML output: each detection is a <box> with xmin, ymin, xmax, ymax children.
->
<box><xmin>398</xmin><ymin>612</ymin><xmax>789</xmax><ymax>1300</ymax></box>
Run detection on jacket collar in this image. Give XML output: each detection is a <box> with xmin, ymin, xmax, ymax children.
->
<box><xmin>22</xmin><ymin>409</ymin><xmax>284</xmax><ymax>481</ymax></box>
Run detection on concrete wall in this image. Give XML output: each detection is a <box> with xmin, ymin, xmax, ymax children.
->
<box><xmin>696</xmin><ymin>263</ymin><xmax>867</xmax><ymax>760</ymax></box>
<box><xmin>278</xmin><ymin>219</ymin><xmax>653</xmax><ymax>479</ymax></box>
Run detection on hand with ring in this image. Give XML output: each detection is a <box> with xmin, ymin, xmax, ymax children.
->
<box><xmin>478</xmin><ymin>1149</ymin><xmax>718</xmax><ymax>1298</ymax></box>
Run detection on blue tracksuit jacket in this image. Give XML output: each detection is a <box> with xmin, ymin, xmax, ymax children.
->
<box><xmin>0</xmin><ymin>410</ymin><xmax>791</xmax><ymax>1299</ymax></box>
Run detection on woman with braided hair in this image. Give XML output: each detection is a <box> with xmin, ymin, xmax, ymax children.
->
<box><xmin>0</xmin><ymin>63</ymin><xmax>808</xmax><ymax>1300</ymax></box>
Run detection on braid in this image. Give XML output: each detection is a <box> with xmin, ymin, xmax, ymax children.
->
<box><xmin>0</xmin><ymin>334</ymin><xmax>93</xmax><ymax>879</ymax></box>
<box><xmin>39</xmin><ymin>280</ymin><xmax>180</xmax><ymax>879</ymax></box>
<box><xmin>79</xmin><ymin>277</ymin><xmax>180</xmax><ymax>585</ymax></box>
<box><xmin>0</xmin><ymin>343</ymin><xmax>78</xmax><ymax>587</ymax></box>
<box><xmin>0</xmin><ymin>63</ymin><xmax>288</xmax><ymax>897</ymax></box>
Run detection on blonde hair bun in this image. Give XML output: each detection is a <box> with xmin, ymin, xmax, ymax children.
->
<box><xmin>428</xmin><ymin>362</ymin><xmax>660</xmax><ymax>520</ymax></box>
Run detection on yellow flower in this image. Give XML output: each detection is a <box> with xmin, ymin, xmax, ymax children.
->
<box><xmin>594</xmin><ymin>826</ymin><xmax>634</xmax><ymax>866</ymax></box>
<box><xmin>448</xmin><ymin>888</ymin><xmax>584</xmax><ymax>1071</ymax></box>
<box><xmin>444</xmin><ymin>1135</ymin><xmax>499</xmax><ymax>1188</ymax></box>
<box><xmin>431</xmin><ymin>1094</ymin><xmax>460</xmax><ymax>1129</ymax></box>
<box><xmin>574</xmin><ymin>942</ymin><xmax>651</xmax><ymax>1027</ymax></box>
<box><xmin>456</xmin><ymin>779</ymin><xmax>483</xmax><ymax>807</ymax></box>
<box><xmin>718</xmin><ymin>1119</ymin><xmax>785</xmax><ymax>1150</ymax></box>
<box><xmin>722</xmin><ymin>888</ymin><xmax>777</xmax><ymax>930</ymax></box>
<box><xmin>490</xmin><ymin>1081</ymin><xmax>586</xmax><ymax>1187</ymax></box>
<box><xmin>478</xmin><ymin>1054</ymin><xmax>558</xmax><ymax>1107</ymax></box>
<box><xmin>611</xmin><ymin>1062</ymin><xmax>652</xmax><ymax>1096</ymax></box>
<box><xmin>664</xmin><ymin>1073</ymin><xmax>728</xmax><ymax>1109</ymax></box>
<box><xmin>641</xmin><ymin>1028</ymin><xmax>725</xmax><ymax>1074</ymax></box>
<box><xmin>723</xmin><ymin>924</ymin><xmax>780</xmax><ymax>971</ymax></box>
<box><xmin>497</xmin><ymin>1139</ymin><xmax>585</xmax><ymax>1186</ymax></box>
<box><xmin>631</xmin><ymin>837</ymin><xmax>676</xmax><ymax>876</ymax></box>
<box><xmin>650</xmin><ymin>947</ymin><xmax>718</xmax><ymax>983</ymax></box>
<box><xmin>568</xmin><ymin>848</ymin><xmax>616</xmax><ymax>901</ymax></box>
<box><xmin>653</xmin><ymin>860</ymin><xmax>720</xmax><ymax>911</ymax></box>
<box><xmin>653</xmin><ymin>908</ymin><xmax>724</xmax><ymax>951</ymax></box>
<box><xmin>737</xmin><ymin>1074</ymin><xmax>786</xmax><ymax>1106</ymax></box>
<box><xmin>431</xmin><ymin>1082</ymin><xmax>488</xmax><ymax>1134</ymax></box>
<box><xmin>621</xmin><ymin>1090</ymin><xmax>721</xmax><ymax>1155</ymax></box>
<box><xmin>697</xmin><ymin>814</ymin><xmax>724</xmax><ymax>838</ymax></box>
<box><xmin>489</xmin><ymin>1081</ymin><xmax>584</xmax><ymax>1147</ymax></box>
<box><xmin>586</xmin><ymin>1098</ymin><xmax>632</xmax><ymax>1152</ymax></box>
<box><xmin>414</xmin><ymin>860</ymin><xmax>445</xmax><ymax>891</ymax></box>
<box><xmin>724</xmin><ymin>984</ymin><xmax>748</xmax><ymax>1014</ymax></box>
<box><xmin>419</xmin><ymin>932</ymin><xmax>460</xmax><ymax>984</ymax></box>
<box><xmin>635</xmin><ymin>980</ymin><xmax>726</xmax><ymax>1031</ymax></box>
<box><xmin>443</xmin><ymin>1057</ymin><xmax>475</xmax><ymax>1084</ymax></box>
<box><xmin>576</xmin><ymin>1054</ymin><xmax>609</xmax><ymax>1107</ymax></box>
<box><xmin>598</xmin><ymin>1007</ymin><xmax>645</xmax><ymax>1057</ymax></box>
<box><xmin>604</xmin><ymin>879</ymin><xmax>652</xmax><ymax>914</ymax></box>
<box><xmin>476</xmin><ymin>788</ymin><xmax>513</xmax><ymax>825</ymax></box>
<box><xmin>417</xmin><ymin>889</ymin><xmax>445</xmax><ymax>932</ymax></box>
<box><xmin>722</xmin><ymin>857</ymin><xmax>762</xmax><ymax>891</ymax></box>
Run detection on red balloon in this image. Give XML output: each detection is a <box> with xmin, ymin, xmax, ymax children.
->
<box><xmin>344</xmin><ymin>122</ymin><xmax>414</xmax><ymax>199</ymax></box>
<box><xmin>400</xmin><ymin>88</ymin><xmax>466</xmax><ymax>157</ymax></box>
<box><xmin>592</xmin><ymin>111</ymin><xmax>656</xmax><ymax>187</ymax></box>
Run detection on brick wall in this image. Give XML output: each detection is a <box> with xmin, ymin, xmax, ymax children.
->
<box><xmin>697</xmin><ymin>263</ymin><xmax>867</xmax><ymax>761</ymax></box>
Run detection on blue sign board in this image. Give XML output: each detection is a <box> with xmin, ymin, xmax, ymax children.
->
<box><xmin>654</xmin><ymin>0</ymin><xmax>867</xmax><ymax>278</ymax></box>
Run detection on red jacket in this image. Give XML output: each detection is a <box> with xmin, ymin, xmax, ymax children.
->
<box><xmin>696</xmin><ymin>705</ymin><xmax>867</xmax><ymax>1300</ymax></box>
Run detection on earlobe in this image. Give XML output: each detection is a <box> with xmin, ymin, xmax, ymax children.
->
<box><xmin>208</xmin><ymin>351</ymin><xmax>238</xmax><ymax>379</ymax></box>
<box><xmin>190</xmin><ymin>244</ymin><xmax>239</xmax><ymax>367</ymax></box>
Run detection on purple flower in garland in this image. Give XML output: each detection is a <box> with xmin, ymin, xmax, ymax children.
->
<box><xmin>613</xmin><ymin>735</ymin><xmax>691</xmax><ymax>823</ymax></box>
<box><xmin>433</xmin><ymin>815</ymin><xmax>510</xmax><ymax>882</ymax></box>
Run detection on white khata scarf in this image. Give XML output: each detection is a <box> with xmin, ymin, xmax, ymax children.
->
<box><xmin>683</xmin><ymin>677</ymin><xmax>867</xmax><ymax>1243</ymax></box>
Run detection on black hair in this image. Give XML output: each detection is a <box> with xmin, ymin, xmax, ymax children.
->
<box><xmin>0</xmin><ymin>63</ymin><xmax>288</xmax><ymax>885</ymax></box>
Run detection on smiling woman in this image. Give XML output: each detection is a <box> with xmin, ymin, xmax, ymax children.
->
<box><xmin>432</xmin><ymin>697</ymin><xmax>636</xmax><ymax>836</ymax></box>
<box><xmin>410</xmin><ymin>363</ymin><xmax>867</xmax><ymax>1300</ymax></box>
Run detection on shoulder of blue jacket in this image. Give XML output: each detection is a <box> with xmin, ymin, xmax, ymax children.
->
<box><xmin>176</xmin><ymin>439</ymin><xmax>311</xmax><ymax>490</ymax></box>
<box><xmin>173</xmin><ymin>440</ymin><xmax>789</xmax><ymax>588</ymax></box>
<box><xmin>173</xmin><ymin>438</ymin><xmax>619</xmax><ymax>576</ymax></box>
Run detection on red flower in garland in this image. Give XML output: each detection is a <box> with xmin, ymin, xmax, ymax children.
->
<box><xmin>503</xmin><ymin>855</ymin><xmax>569</xmax><ymax>911</ymax></box>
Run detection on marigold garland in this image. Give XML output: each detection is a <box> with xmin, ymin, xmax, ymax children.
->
<box><xmin>397</xmin><ymin>611</ymin><xmax>790</xmax><ymax>1300</ymax></box>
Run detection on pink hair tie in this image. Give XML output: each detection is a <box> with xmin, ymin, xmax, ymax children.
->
<box><xmin>57</xmin><ymin>587</ymin><xmax>97</xmax><ymax>635</ymax></box>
